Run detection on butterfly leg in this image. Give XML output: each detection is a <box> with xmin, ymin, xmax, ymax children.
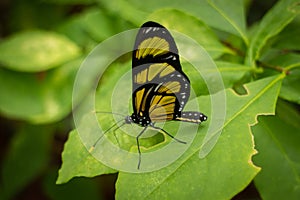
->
<box><xmin>89</xmin><ymin>119</ymin><xmax>124</xmax><ymax>152</ymax></box>
<box><xmin>111</xmin><ymin>122</ymin><xmax>126</xmax><ymax>147</ymax></box>
<box><xmin>150</xmin><ymin>125</ymin><xmax>187</xmax><ymax>144</ymax></box>
<box><xmin>136</xmin><ymin>126</ymin><xmax>148</xmax><ymax>169</ymax></box>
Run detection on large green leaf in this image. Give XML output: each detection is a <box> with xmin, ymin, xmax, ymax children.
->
<box><xmin>115</xmin><ymin>75</ymin><xmax>283</xmax><ymax>199</ymax></box>
<box><xmin>146</xmin><ymin>9</ymin><xmax>232</xmax><ymax>59</ymax></box>
<box><xmin>58</xmin><ymin>71</ymin><xmax>283</xmax><ymax>198</ymax></box>
<box><xmin>252</xmin><ymin>100</ymin><xmax>300</xmax><ymax>199</ymax></box>
<box><xmin>0</xmin><ymin>30</ymin><xmax>81</xmax><ymax>72</ymax></box>
<box><xmin>0</xmin><ymin>58</ymin><xmax>83</xmax><ymax>124</ymax></box>
<box><xmin>56</xmin><ymin>130</ymin><xmax>116</xmax><ymax>184</ymax></box>
<box><xmin>245</xmin><ymin>0</ymin><xmax>299</xmax><ymax>66</ymax></box>
<box><xmin>101</xmin><ymin>0</ymin><xmax>248</xmax><ymax>43</ymax></box>
<box><xmin>1</xmin><ymin>125</ymin><xmax>53</xmax><ymax>200</ymax></box>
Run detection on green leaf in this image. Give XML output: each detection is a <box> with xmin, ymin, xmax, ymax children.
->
<box><xmin>56</xmin><ymin>13</ymin><xmax>97</xmax><ymax>49</ymax></box>
<box><xmin>114</xmin><ymin>75</ymin><xmax>283</xmax><ymax>199</ymax></box>
<box><xmin>246</xmin><ymin>0</ymin><xmax>299</xmax><ymax>66</ymax></box>
<box><xmin>275</xmin><ymin>99</ymin><xmax>300</xmax><ymax>130</ymax></box>
<box><xmin>1</xmin><ymin>125</ymin><xmax>53</xmax><ymax>200</ymax></box>
<box><xmin>273</xmin><ymin>19</ymin><xmax>300</xmax><ymax>50</ymax></box>
<box><xmin>260</xmin><ymin>51</ymin><xmax>300</xmax><ymax>104</ymax></box>
<box><xmin>81</xmin><ymin>8</ymin><xmax>134</xmax><ymax>42</ymax></box>
<box><xmin>56</xmin><ymin>130</ymin><xmax>116</xmax><ymax>184</ymax></box>
<box><xmin>0</xmin><ymin>58</ymin><xmax>83</xmax><ymax>124</ymax></box>
<box><xmin>277</xmin><ymin>54</ymin><xmax>300</xmax><ymax>104</ymax></box>
<box><xmin>58</xmin><ymin>62</ymin><xmax>283</xmax><ymax>198</ymax></box>
<box><xmin>184</xmin><ymin>61</ymin><xmax>253</xmax><ymax>96</ymax></box>
<box><xmin>0</xmin><ymin>30</ymin><xmax>81</xmax><ymax>72</ymax></box>
<box><xmin>101</xmin><ymin>0</ymin><xmax>248</xmax><ymax>42</ymax></box>
<box><xmin>252</xmin><ymin>100</ymin><xmax>300</xmax><ymax>199</ymax></box>
<box><xmin>146</xmin><ymin>9</ymin><xmax>231</xmax><ymax>59</ymax></box>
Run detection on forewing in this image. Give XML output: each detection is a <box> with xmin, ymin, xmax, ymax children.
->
<box><xmin>132</xmin><ymin>21</ymin><xmax>181</xmax><ymax>69</ymax></box>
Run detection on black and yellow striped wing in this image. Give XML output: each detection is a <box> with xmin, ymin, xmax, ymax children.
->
<box><xmin>131</xmin><ymin>21</ymin><xmax>207</xmax><ymax>124</ymax></box>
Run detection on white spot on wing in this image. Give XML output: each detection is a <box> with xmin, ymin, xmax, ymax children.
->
<box><xmin>145</xmin><ymin>27</ymin><xmax>152</xmax><ymax>34</ymax></box>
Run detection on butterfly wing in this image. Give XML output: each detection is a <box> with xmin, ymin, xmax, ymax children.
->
<box><xmin>132</xmin><ymin>21</ymin><xmax>190</xmax><ymax>122</ymax></box>
<box><xmin>132</xmin><ymin>21</ymin><xmax>182</xmax><ymax>70</ymax></box>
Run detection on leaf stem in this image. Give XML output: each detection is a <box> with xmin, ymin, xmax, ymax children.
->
<box><xmin>221</xmin><ymin>40</ymin><xmax>245</xmax><ymax>57</ymax></box>
<box><xmin>257</xmin><ymin>61</ymin><xmax>290</xmax><ymax>75</ymax></box>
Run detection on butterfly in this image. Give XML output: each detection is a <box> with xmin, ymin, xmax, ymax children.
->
<box><xmin>93</xmin><ymin>21</ymin><xmax>207</xmax><ymax>169</ymax></box>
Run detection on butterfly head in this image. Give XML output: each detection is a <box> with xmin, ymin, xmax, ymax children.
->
<box><xmin>125</xmin><ymin>113</ymin><xmax>152</xmax><ymax>127</ymax></box>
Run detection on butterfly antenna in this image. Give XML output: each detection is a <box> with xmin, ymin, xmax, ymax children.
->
<box><xmin>94</xmin><ymin>111</ymin><xmax>127</xmax><ymax>117</ymax></box>
<box><xmin>89</xmin><ymin>118</ymin><xmax>125</xmax><ymax>153</ymax></box>
<box><xmin>151</xmin><ymin>125</ymin><xmax>187</xmax><ymax>144</ymax></box>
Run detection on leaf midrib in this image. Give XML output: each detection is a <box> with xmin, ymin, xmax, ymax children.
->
<box><xmin>208</xmin><ymin>1</ymin><xmax>248</xmax><ymax>45</ymax></box>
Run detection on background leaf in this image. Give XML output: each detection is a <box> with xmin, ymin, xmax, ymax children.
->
<box><xmin>43</xmin><ymin>169</ymin><xmax>105</xmax><ymax>200</ymax></box>
<box><xmin>44</xmin><ymin>169</ymin><xmax>104</xmax><ymax>200</ymax></box>
<box><xmin>0</xmin><ymin>58</ymin><xmax>82</xmax><ymax>124</ymax></box>
<box><xmin>252</xmin><ymin>99</ymin><xmax>300</xmax><ymax>199</ymax></box>
<box><xmin>273</xmin><ymin>17</ymin><xmax>300</xmax><ymax>51</ymax></box>
<box><xmin>146</xmin><ymin>8</ymin><xmax>232</xmax><ymax>58</ymax></box>
<box><xmin>0</xmin><ymin>31</ymin><xmax>81</xmax><ymax>72</ymax></box>
<box><xmin>1</xmin><ymin>125</ymin><xmax>53</xmax><ymax>200</ymax></box>
<box><xmin>260</xmin><ymin>51</ymin><xmax>300</xmax><ymax>104</ymax></box>
<box><xmin>184</xmin><ymin>61</ymin><xmax>253</xmax><ymax>96</ymax></box>
<box><xmin>245</xmin><ymin>0</ymin><xmax>299</xmax><ymax>66</ymax></box>
<box><xmin>101</xmin><ymin>0</ymin><xmax>247</xmax><ymax>42</ymax></box>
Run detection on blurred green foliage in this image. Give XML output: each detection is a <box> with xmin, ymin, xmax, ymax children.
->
<box><xmin>0</xmin><ymin>0</ymin><xmax>299</xmax><ymax>199</ymax></box>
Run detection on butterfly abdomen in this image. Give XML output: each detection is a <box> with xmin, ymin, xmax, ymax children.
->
<box><xmin>175</xmin><ymin>111</ymin><xmax>207</xmax><ymax>124</ymax></box>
